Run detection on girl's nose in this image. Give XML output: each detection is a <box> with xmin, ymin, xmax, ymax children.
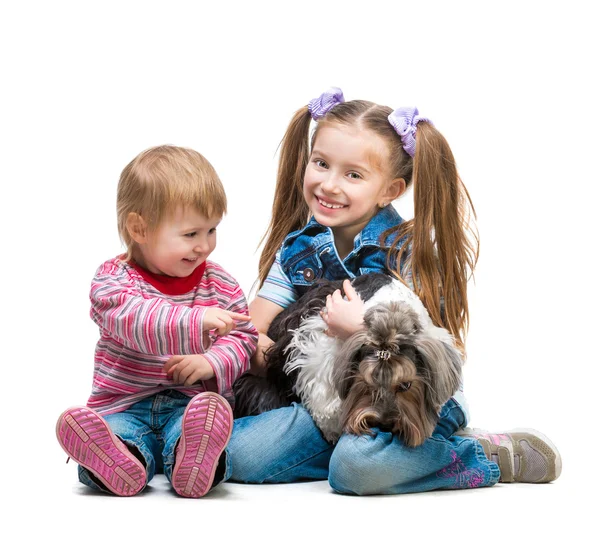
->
<box><xmin>321</xmin><ymin>173</ymin><xmax>341</xmax><ymax>193</ymax></box>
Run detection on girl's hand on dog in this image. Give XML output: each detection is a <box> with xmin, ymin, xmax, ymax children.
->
<box><xmin>164</xmin><ymin>354</ymin><xmax>215</xmax><ymax>385</ymax></box>
<box><xmin>321</xmin><ymin>280</ymin><xmax>365</xmax><ymax>339</ymax></box>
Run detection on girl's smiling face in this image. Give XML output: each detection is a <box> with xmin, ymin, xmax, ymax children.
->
<box><xmin>303</xmin><ymin>122</ymin><xmax>405</xmax><ymax>255</ymax></box>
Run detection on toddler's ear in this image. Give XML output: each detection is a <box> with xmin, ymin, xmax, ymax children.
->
<box><xmin>126</xmin><ymin>212</ymin><xmax>148</xmax><ymax>243</ymax></box>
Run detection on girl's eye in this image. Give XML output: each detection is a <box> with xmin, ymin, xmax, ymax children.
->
<box><xmin>315</xmin><ymin>159</ymin><xmax>328</xmax><ymax>169</ymax></box>
<box><xmin>209</xmin><ymin>228</ymin><xmax>217</xmax><ymax>234</ymax></box>
<box><xmin>185</xmin><ymin>232</ymin><xmax>197</xmax><ymax>238</ymax></box>
<box><xmin>348</xmin><ymin>172</ymin><xmax>362</xmax><ymax>180</ymax></box>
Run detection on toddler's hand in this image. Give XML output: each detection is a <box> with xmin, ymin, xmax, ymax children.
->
<box><xmin>164</xmin><ymin>354</ymin><xmax>215</xmax><ymax>386</ymax></box>
<box><xmin>203</xmin><ymin>308</ymin><xmax>251</xmax><ymax>336</ymax></box>
<box><xmin>321</xmin><ymin>279</ymin><xmax>365</xmax><ymax>340</ymax></box>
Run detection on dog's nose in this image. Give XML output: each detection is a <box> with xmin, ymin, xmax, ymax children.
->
<box><xmin>378</xmin><ymin>422</ymin><xmax>394</xmax><ymax>433</ymax></box>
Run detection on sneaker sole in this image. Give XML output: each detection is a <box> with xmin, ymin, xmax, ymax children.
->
<box><xmin>56</xmin><ymin>407</ymin><xmax>146</xmax><ymax>496</ymax></box>
<box><xmin>171</xmin><ymin>392</ymin><xmax>233</xmax><ymax>498</ymax></box>
<box><xmin>510</xmin><ymin>427</ymin><xmax>562</xmax><ymax>483</ymax></box>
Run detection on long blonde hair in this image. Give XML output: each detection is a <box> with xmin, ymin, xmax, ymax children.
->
<box><xmin>259</xmin><ymin>101</ymin><xmax>478</xmax><ymax>352</ymax></box>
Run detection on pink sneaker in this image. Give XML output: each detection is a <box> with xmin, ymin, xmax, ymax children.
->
<box><xmin>56</xmin><ymin>407</ymin><xmax>146</xmax><ymax>496</ymax></box>
<box><xmin>171</xmin><ymin>392</ymin><xmax>233</xmax><ymax>498</ymax></box>
<box><xmin>458</xmin><ymin>427</ymin><xmax>562</xmax><ymax>483</ymax></box>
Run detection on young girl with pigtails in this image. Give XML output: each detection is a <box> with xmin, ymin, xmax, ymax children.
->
<box><xmin>223</xmin><ymin>88</ymin><xmax>561</xmax><ymax>494</ymax></box>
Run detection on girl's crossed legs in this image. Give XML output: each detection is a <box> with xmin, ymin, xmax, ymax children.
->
<box><xmin>226</xmin><ymin>399</ymin><xmax>500</xmax><ymax>495</ymax></box>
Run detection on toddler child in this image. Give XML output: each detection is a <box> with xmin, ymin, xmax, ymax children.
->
<box><xmin>56</xmin><ymin>145</ymin><xmax>257</xmax><ymax>497</ymax></box>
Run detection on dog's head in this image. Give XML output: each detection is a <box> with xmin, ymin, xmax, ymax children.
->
<box><xmin>332</xmin><ymin>301</ymin><xmax>462</xmax><ymax>447</ymax></box>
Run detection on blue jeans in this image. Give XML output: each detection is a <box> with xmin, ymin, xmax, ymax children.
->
<box><xmin>225</xmin><ymin>399</ymin><xmax>500</xmax><ymax>495</ymax></box>
<box><xmin>78</xmin><ymin>390</ymin><xmax>191</xmax><ymax>491</ymax></box>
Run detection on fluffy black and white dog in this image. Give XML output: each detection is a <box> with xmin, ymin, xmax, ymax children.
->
<box><xmin>234</xmin><ymin>273</ymin><xmax>463</xmax><ymax>446</ymax></box>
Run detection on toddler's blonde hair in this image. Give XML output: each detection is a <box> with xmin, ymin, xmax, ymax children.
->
<box><xmin>117</xmin><ymin>145</ymin><xmax>227</xmax><ymax>260</ymax></box>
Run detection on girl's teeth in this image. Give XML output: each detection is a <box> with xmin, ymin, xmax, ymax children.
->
<box><xmin>319</xmin><ymin>198</ymin><xmax>344</xmax><ymax>209</ymax></box>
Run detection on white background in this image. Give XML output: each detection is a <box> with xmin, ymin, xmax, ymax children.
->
<box><xmin>1</xmin><ymin>1</ymin><xmax>597</xmax><ymax>541</ymax></box>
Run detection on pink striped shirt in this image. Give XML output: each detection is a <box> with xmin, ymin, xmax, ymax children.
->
<box><xmin>87</xmin><ymin>257</ymin><xmax>258</xmax><ymax>415</ymax></box>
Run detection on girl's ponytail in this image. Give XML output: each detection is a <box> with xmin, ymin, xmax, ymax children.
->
<box><xmin>258</xmin><ymin>107</ymin><xmax>312</xmax><ymax>287</ymax></box>
<box><xmin>393</xmin><ymin>122</ymin><xmax>478</xmax><ymax>353</ymax></box>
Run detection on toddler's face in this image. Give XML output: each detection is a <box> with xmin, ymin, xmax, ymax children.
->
<box><xmin>136</xmin><ymin>207</ymin><xmax>220</xmax><ymax>277</ymax></box>
<box><xmin>303</xmin><ymin>122</ymin><xmax>398</xmax><ymax>246</ymax></box>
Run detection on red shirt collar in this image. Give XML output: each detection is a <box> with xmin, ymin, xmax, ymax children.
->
<box><xmin>128</xmin><ymin>258</ymin><xmax>207</xmax><ymax>295</ymax></box>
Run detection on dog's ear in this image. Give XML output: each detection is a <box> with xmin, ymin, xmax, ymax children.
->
<box><xmin>414</xmin><ymin>337</ymin><xmax>463</xmax><ymax>409</ymax></box>
<box><xmin>332</xmin><ymin>330</ymin><xmax>370</xmax><ymax>399</ymax></box>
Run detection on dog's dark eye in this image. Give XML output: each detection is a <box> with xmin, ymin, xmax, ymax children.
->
<box><xmin>396</xmin><ymin>382</ymin><xmax>412</xmax><ymax>393</ymax></box>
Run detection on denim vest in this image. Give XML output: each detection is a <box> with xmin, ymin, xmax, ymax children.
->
<box><xmin>279</xmin><ymin>205</ymin><xmax>405</xmax><ymax>296</ymax></box>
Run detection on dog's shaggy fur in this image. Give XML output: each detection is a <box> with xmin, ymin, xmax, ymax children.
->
<box><xmin>233</xmin><ymin>273</ymin><xmax>463</xmax><ymax>446</ymax></box>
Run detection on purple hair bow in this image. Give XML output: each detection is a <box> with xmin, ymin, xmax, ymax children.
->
<box><xmin>388</xmin><ymin>107</ymin><xmax>431</xmax><ymax>157</ymax></box>
<box><xmin>308</xmin><ymin>87</ymin><xmax>345</xmax><ymax>120</ymax></box>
